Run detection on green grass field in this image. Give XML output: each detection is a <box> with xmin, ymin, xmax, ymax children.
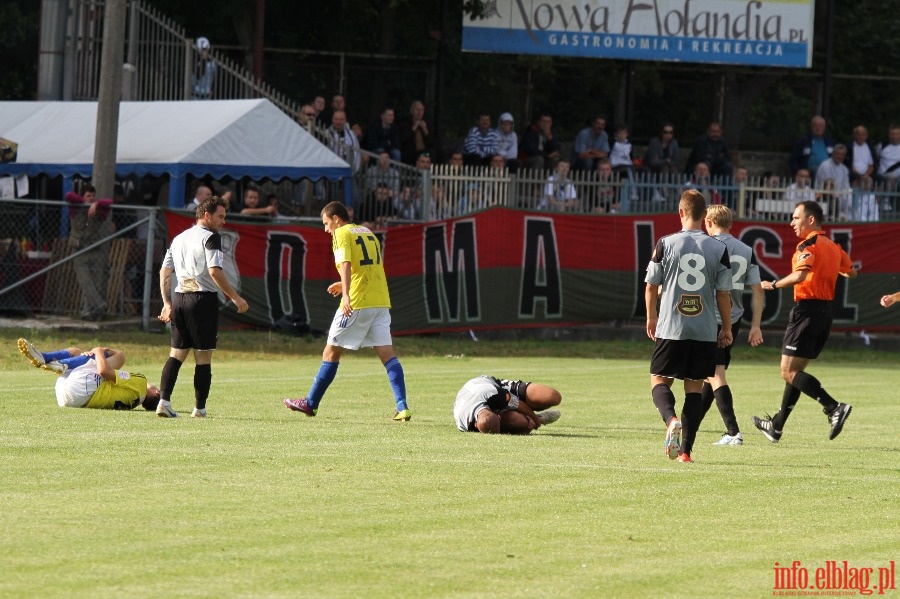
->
<box><xmin>1</xmin><ymin>329</ymin><xmax>897</xmax><ymax>598</ymax></box>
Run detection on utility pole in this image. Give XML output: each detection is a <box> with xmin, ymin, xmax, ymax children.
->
<box><xmin>92</xmin><ymin>0</ymin><xmax>127</xmax><ymax>199</ymax></box>
<box><xmin>820</xmin><ymin>0</ymin><xmax>836</xmax><ymax>119</ymax></box>
<box><xmin>433</xmin><ymin>0</ymin><xmax>447</xmax><ymax>161</ymax></box>
<box><xmin>254</xmin><ymin>0</ymin><xmax>266</xmax><ymax>86</ymax></box>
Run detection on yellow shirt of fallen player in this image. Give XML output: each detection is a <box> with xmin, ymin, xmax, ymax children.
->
<box><xmin>55</xmin><ymin>364</ymin><xmax>150</xmax><ymax>409</ymax></box>
<box><xmin>332</xmin><ymin>224</ymin><xmax>391</xmax><ymax>308</ymax></box>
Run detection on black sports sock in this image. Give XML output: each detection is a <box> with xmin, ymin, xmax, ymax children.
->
<box><xmin>791</xmin><ymin>371</ymin><xmax>821</xmax><ymax>399</ymax></box>
<box><xmin>194</xmin><ymin>364</ymin><xmax>212</xmax><ymax>410</ymax></box>
<box><xmin>714</xmin><ymin>385</ymin><xmax>739</xmax><ymax>436</ymax></box>
<box><xmin>680</xmin><ymin>392</ymin><xmax>703</xmax><ymax>455</ymax></box>
<box><xmin>700</xmin><ymin>381</ymin><xmax>715</xmax><ymax>418</ymax></box>
<box><xmin>772</xmin><ymin>383</ymin><xmax>801</xmax><ymax>431</ymax></box>
<box><xmin>159</xmin><ymin>356</ymin><xmax>183</xmax><ymax>400</ymax></box>
<box><xmin>792</xmin><ymin>371</ymin><xmax>838</xmax><ymax>413</ymax></box>
<box><xmin>651</xmin><ymin>384</ymin><xmax>676</xmax><ymax>424</ymax></box>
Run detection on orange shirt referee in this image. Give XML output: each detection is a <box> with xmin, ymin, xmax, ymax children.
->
<box><xmin>753</xmin><ymin>200</ymin><xmax>858</xmax><ymax>443</ymax></box>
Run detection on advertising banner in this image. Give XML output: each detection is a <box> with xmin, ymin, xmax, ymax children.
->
<box><xmin>462</xmin><ymin>0</ymin><xmax>816</xmax><ymax>68</ymax></box>
<box><xmin>165</xmin><ymin>207</ymin><xmax>900</xmax><ymax>336</ymax></box>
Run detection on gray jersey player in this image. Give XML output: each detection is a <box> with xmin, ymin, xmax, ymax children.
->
<box><xmin>453</xmin><ymin>375</ymin><xmax>562</xmax><ymax>434</ymax></box>
<box><xmin>690</xmin><ymin>205</ymin><xmax>765</xmax><ymax>450</ymax></box>
<box><xmin>644</xmin><ymin>188</ymin><xmax>733</xmax><ymax>463</ymax></box>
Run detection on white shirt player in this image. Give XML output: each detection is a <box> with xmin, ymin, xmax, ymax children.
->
<box><xmin>453</xmin><ymin>375</ymin><xmax>520</xmax><ymax>432</ymax></box>
<box><xmin>162</xmin><ymin>224</ymin><xmax>224</xmax><ymax>293</ymax></box>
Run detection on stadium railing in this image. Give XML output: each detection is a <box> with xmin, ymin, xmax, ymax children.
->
<box><xmin>339</xmin><ymin>167</ymin><xmax>900</xmax><ymax>224</ymax></box>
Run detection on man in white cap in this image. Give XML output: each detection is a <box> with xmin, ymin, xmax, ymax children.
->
<box><xmin>191</xmin><ymin>36</ymin><xmax>216</xmax><ymax>99</ymax></box>
<box><xmin>495</xmin><ymin>112</ymin><xmax>520</xmax><ymax>172</ymax></box>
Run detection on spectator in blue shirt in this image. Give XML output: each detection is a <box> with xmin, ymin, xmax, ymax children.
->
<box><xmin>571</xmin><ymin>115</ymin><xmax>610</xmax><ymax>171</ymax></box>
<box><xmin>789</xmin><ymin>115</ymin><xmax>834</xmax><ymax>178</ymax></box>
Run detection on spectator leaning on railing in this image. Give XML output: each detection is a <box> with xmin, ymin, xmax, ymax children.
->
<box><xmin>190</xmin><ymin>37</ymin><xmax>216</xmax><ymax>100</ymax></box>
<box><xmin>539</xmin><ymin>160</ymin><xmax>578</xmax><ymax>212</ymax></box>
<box><xmin>784</xmin><ymin>169</ymin><xmax>817</xmax><ymax>204</ymax></box>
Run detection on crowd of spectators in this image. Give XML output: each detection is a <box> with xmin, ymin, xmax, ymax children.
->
<box><xmin>284</xmin><ymin>94</ymin><xmax>900</xmax><ymax>224</ymax></box>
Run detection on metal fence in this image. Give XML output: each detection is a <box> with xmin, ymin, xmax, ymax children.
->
<box><xmin>343</xmin><ymin>167</ymin><xmax>900</xmax><ymax>225</ymax></box>
<box><xmin>0</xmin><ymin>200</ymin><xmax>164</xmax><ymax>329</ymax></box>
<box><xmin>70</xmin><ymin>0</ymin><xmax>301</xmax><ymax>120</ymax></box>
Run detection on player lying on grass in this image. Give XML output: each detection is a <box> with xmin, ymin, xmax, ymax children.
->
<box><xmin>17</xmin><ymin>338</ymin><xmax>161</xmax><ymax>411</ymax></box>
<box><xmin>454</xmin><ymin>375</ymin><xmax>562</xmax><ymax>434</ymax></box>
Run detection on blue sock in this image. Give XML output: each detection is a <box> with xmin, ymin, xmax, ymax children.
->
<box><xmin>384</xmin><ymin>357</ymin><xmax>407</xmax><ymax>411</ymax></box>
<box><xmin>44</xmin><ymin>349</ymin><xmax>71</xmax><ymax>363</ymax></box>
<box><xmin>60</xmin><ymin>355</ymin><xmax>91</xmax><ymax>369</ymax></box>
<box><xmin>307</xmin><ymin>361</ymin><xmax>339</xmax><ymax>408</ymax></box>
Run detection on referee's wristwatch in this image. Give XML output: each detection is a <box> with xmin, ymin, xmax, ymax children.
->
<box><xmin>771</xmin><ymin>279</ymin><xmax>779</xmax><ymax>289</ymax></box>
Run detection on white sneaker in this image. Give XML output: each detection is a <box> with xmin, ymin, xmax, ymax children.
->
<box><xmin>41</xmin><ymin>361</ymin><xmax>67</xmax><ymax>376</ymax></box>
<box><xmin>18</xmin><ymin>338</ymin><xmax>45</xmax><ymax>368</ymax></box>
<box><xmin>156</xmin><ymin>402</ymin><xmax>178</xmax><ymax>418</ymax></box>
<box><xmin>538</xmin><ymin>409</ymin><xmax>561</xmax><ymax>425</ymax></box>
<box><xmin>191</xmin><ymin>408</ymin><xmax>207</xmax><ymax>418</ymax></box>
<box><xmin>713</xmin><ymin>432</ymin><xmax>743</xmax><ymax>446</ymax></box>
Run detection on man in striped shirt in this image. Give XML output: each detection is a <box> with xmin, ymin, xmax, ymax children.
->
<box><xmin>463</xmin><ymin>112</ymin><xmax>500</xmax><ymax>166</ymax></box>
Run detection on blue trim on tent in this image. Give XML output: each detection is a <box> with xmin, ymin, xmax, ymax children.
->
<box><xmin>0</xmin><ymin>162</ymin><xmax>352</xmax><ymax>208</ymax></box>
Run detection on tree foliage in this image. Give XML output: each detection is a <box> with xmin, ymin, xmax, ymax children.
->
<box><xmin>0</xmin><ymin>0</ymin><xmax>39</xmax><ymax>101</ymax></box>
<box><xmin>5</xmin><ymin>0</ymin><xmax>900</xmax><ymax>160</ymax></box>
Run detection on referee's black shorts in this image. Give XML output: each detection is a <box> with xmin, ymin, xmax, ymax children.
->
<box><xmin>650</xmin><ymin>338</ymin><xmax>717</xmax><ymax>381</ymax></box>
<box><xmin>715</xmin><ymin>321</ymin><xmax>743</xmax><ymax>369</ymax></box>
<box><xmin>783</xmin><ymin>299</ymin><xmax>832</xmax><ymax>359</ymax></box>
<box><xmin>171</xmin><ymin>292</ymin><xmax>219</xmax><ymax>350</ymax></box>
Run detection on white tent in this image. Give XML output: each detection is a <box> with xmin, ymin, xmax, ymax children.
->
<box><xmin>0</xmin><ymin>99</ymin><xmax>351</xmax><ymax>207</ymax></box>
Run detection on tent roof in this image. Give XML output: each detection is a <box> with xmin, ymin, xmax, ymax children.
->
<box><xmin>0</xmin><ymin>99</ymin><xmax>350</xmax><ymax>181</ymax></box>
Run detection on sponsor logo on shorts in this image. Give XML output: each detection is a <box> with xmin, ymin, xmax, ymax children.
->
<box><xmin>677</xmin><ymin>294</ymin><xmax>703</xmax><ymax>316</ymax></box>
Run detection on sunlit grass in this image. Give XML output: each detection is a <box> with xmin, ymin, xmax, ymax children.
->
<box><xmin>0</xmin><ymin>330</ymin><xmax>897</xmax><ymax>598</ymax></box>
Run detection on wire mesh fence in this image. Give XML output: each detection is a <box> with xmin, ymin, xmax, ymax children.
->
<box><xmin>0</xmin><ymin>200</ymin><xmax>163</xmax><ymax>325</ymax></box>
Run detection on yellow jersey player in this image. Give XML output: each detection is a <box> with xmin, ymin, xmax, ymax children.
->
<box><xmin>284</xmin><ymin>201</ymin><xmax>410</xmax><ymax>421</ymax></box>
<box><xmin>17</xmin><ymin>338</ymin><xmax>160</xmax><ymax>411</ymax></box>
